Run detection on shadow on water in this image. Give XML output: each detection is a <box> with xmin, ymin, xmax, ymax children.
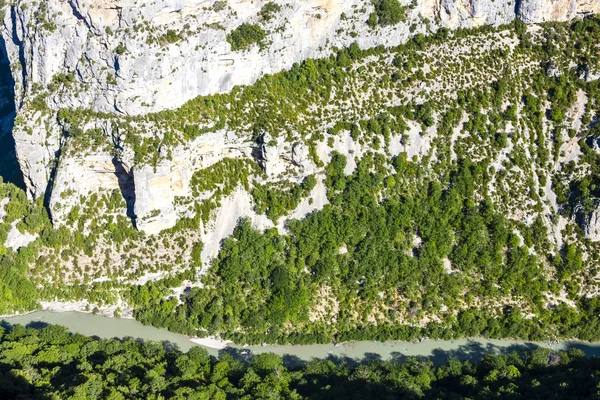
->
<box><xmin>5</xmin><ymin>318</ymin><xmax>600</xmax><ymax>369</ymax></box>
<box><xmin>566</xmin><ymin>342</ymin><xmax>600</xmax><ymax>358</ymax></box>
<box><xmin>22</xmin><ymin>320</ymin><xmax>50</xmax><ymax>330</ymax></box>
<box><xmin>0</xmin><ymin>35</ymin><xmax>24</xmax><ymax>189</ymax></box>
<box><xmin>219</xmin><ymin>339</ymin><xmax>600</xmax><ymax>369</ymax></box>
<box><xmin>387</xmin><ymin>340</ymin><xmax>541</xmax><ymax>366</ymax></box>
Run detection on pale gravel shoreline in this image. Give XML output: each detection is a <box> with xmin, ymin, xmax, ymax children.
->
<box><xmin>39</xmin><ymin>300</ymin><xmax>135</xmax><ymax>319</ymax></box>
<box><xmin>189</xmin><ymin>337</ymin><xmax>233</xmax><ymax>350</ymax></box>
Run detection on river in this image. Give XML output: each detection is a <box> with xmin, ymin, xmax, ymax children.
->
<box><xmin>4</xmin><ymin>311</ymin><xmax>600</xmax><ymax>366</ymax></box>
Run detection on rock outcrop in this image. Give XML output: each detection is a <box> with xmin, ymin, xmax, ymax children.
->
<box><xmin>584</xmin><ymin>204</ymin><xmax>600</xmax><ymax>242</ymax></box>
<box><xmin>0</xmin><ymin>0</ymin><xmax>598</xmax><ymax>234</ymax></box>
<box><xmin>48</xmin><ymin>152</ymin><xmax>131</xmax><ymax>224</ymax></box>
<box><xmin>518</xmin><ymin>0</ymin><xmax>600</xmax><ymax>24</ymax></box>
<box><xmin>132</xmin><ymin>131</ymin><xmax>252</xmax><ymax>234</ymax></box>
<box><xmin>433</xmin><ymin>0</ymin><xmax>514</xmax><ymax>27</ymax></box>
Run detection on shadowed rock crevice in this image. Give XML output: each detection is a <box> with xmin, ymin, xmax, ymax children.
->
<box><xmin>9</xmin><ymin>5</ymin><xmax>26</xmax><ymax>104</ymax></box>
<box><xmin>514</xmin><ymin>0</ymin><xmax>523</xmax><ymax>19</ymax></box>
<box><xmin>0</xmin><ymin>34</ymin><xmax>24</xmax><ymax>189</ymax></box>
<box><xmin>42</xmin><ymin>146</ymin><xmax>61</xmax><ymax>215</ymax></box>
<box><xmin>112</xmin><ymin>157</ymin><xmax>136</xmax><ymax>226</ymax></box>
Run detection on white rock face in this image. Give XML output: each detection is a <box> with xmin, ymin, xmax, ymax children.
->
<box><xmin>291</xmin><ymin>142</ymin><xmax>316</xmax><ymax>174</ymax></box>
<box><xmin>259</xmin><ymin>132</ymin><xmax>299</xmax><ymax>178</ymax></box>
<box><xmin>133</xmin><ymin>131</ymin><xmax>252</xmax><ymax>234</ymax></box>
<box><xmin>5</xmin><ymin>222</ymin><xmax>37</xmax><ymax>250</ymax></box>
<box><xmin>434</xmin><ymin>0</ymin><xmax>514</xmax><ymax>27</ymax></box>
<box><xmin>46</xmin><ymin>127</ymin><xmax>252</xmax><ymax>233</ymax></box>
<box><xmin>49</xmin><ymin>151</ymin><xmax>129</xmax><ymax>224</ymax></box>
<box><xmin>133</xmin><ymin>162</ymin><xmax>183</xmax><ymax>234</ymax></box>
<box><xmin>518</xmin><ymin>0</ymin><xmax>599</xmax><ymax>23</ymax></box>
<box><xmin>584</xmin><ymin>205</ymin><xmax>600</xmax><ymax>242</ymax></box>
<box><xmin>12</xmin><ymin>115</ymin><xmax>62</xmax><ymax>198</ymax></box>
<box><xmin>258</xmin><ymin>132</ymin><xmax>321</xmax><ymax>180</ymax></box>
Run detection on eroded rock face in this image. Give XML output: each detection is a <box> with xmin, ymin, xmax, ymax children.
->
<box><xmin>291</xmin><ymin>143</ymin><xmax>313</xmax><ymax>173</ymax></box>
<box><xmin>132</xmin><ymin>131</ymin><xmax>252</xmax><ymax>234</ymax></box>
<box><xmin>259</xmin><ymin>133</ymin><xmax>318</xmax><ymax>179</ymax></box>
<box><xmin>49</xmin><ymin>152</ymin><xmax>130</xmax><ymax>224</ymax></box>
<box><xmin>518</xmin><ymin>0</ymin><xmax>600</xmax><ymax>24</ymax></box>
<box><xmin>259</xmin><ymin>132</ymin><xmax>290</xmax><ymax>178</ymax></box>
<box><xmin>132</xmin><ymin>162</ymin><xmax>182</xmax><ymax>234</ymax></box>
<box><xmin>434</xmin><ymin>0</ymin><xmax>514</xmax><ymax>27</ymax></box>
<box><xmin>584</xmin><ymin>204</ymin><xmax>600</xmax><ymax>242</ymax></box>
<box><xmin>12</xmin><ymin>115</ymin><xmax>62</xmax><ymax>198</ymax></box>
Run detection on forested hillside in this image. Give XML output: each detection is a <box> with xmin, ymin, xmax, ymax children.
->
<box><xmin>1</xmin><ymin>323</ymin><xmax>599</xmax><ymax>399</ymax></box>
<box><xmin>130</xmin><ymin>15</ymin><xmax>600</xmax><ymax>345</ymax></box>
<box><xmin>1</xmin><ymin>13</ymin><xmax>600</xmax><ymax>347</ymax></box>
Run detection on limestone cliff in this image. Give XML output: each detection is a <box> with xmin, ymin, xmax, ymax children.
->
<box><xmin>0</xmin><ymin>0</ymin><xmax>598</xmax><ymax>235</ymax></box>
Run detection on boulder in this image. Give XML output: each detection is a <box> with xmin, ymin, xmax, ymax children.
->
<box><xmin>292</xmin><ymin>143</ymin><xmax>312</xmax><ymax>171</ymax></box>
<box><xmin>259</xmin><ymin>132</ymin><xmax>288</xmax><ymax>178</ymax></box>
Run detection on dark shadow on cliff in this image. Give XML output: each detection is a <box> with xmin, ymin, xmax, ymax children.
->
<box><xmin>112</xmin><ymin>157</ymin><xmax>136</xmax><ymax>225</ymax></box>
<box><xmin>0</xmin><ymin>35</ymin><xmax>24</xmax><ymax>189</ymax></box>
<box><xmin>42</xmin><ymin>146</ymin><xmax>61</xmax><ymax>215</ymax></box>
<box><xmin>514</xmin><ymin>0</ymin><xmax>523</xmax><ymax>20</ymax></box>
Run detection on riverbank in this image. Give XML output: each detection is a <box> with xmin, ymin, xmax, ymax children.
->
<box><xmin>0</xmin><ymin>300</ymin><xmax>134</xmax><ymax>320</ymax></box>
<box><xmin>39</xmin><ymin>300</ymin><xmax>134</xmax><ymax>319</ymax></box>
<box><xmin>4</xmin><ymin>311</ymin><xmax>600</xmax><ymax>365</ymax></box>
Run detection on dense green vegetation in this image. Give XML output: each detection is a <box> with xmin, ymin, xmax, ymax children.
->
<box><xmin>259</xmin><ymin>2</ymin><xmax>281</xmax><ymax>22</ymax></box>
<box><xmin>108</xmin><ymin>11</ymin><xmax>600</xmax><ymax>335</ymax></box>
<box><xmin>226</xmin><ymin>23</ymin><xmax>266</xmax><ymax>51</ymax></box>
<box><xmin>1</xmin><ymin>323</ymin><xmax>600</xmax><ymax>399</ymax></box>
<box><xmin>0</xmin><ymin>180</ymin><xmax>47</xmax><ymax>314</ymax></box>
<box><xmin>368</xmin><ymin>0</ymin><xmax>406</xmax><ymax>28</ymax></box>
<box><xmin>252</xmin><ymin>175</ymin><xmax>317</xmax><ymax>221</ymax></box>
<box><xmin>135</xmin><ymin>151</ymin><xmax>600</xmax><ymax>344</ymax></box>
